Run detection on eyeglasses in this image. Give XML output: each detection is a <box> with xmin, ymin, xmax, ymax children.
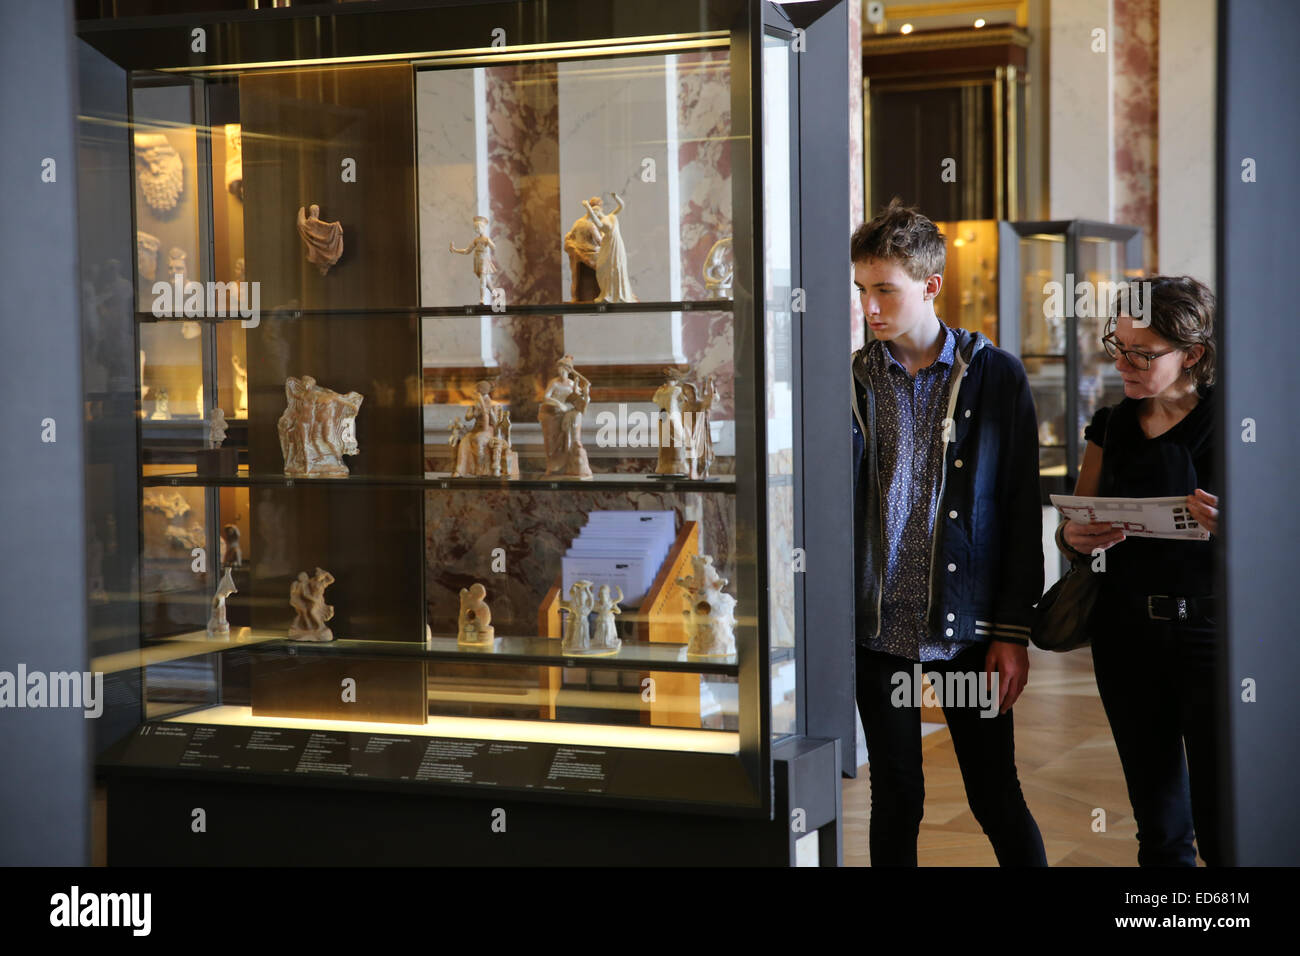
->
<box><xmin>1100</xmin><ymin>332</ymin><xmax>1180</xmax><ymax>371</ymax></box>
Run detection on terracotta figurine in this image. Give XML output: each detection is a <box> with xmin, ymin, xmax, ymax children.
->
<box><xmin>296</xmin><ymin>203</ymin><xmax>344</xmax><ymax>276</ymax></box>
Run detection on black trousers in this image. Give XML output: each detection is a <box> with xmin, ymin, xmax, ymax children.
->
<box><xmin>1091</xmin><ymin>601</ymin><xmax>1224</xmax><ymax>866</ymax></box>
<box><xmin>856</xmin><ymin>641</ymin><xmax>1048</xmax><ymax>866</ymax></box>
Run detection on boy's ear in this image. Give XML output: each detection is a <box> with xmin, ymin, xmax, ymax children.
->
<box><xmin>925</xmin><ymin>273</ymin><xmax>943</xmax><ymax>300</ymax></box>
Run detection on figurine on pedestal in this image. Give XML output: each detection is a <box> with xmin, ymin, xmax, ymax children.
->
<box><xmin>288</xmin><ymin>567</ymin><xmax>335</xmax><ymax>642</ymax></box>
<box><xmin>221</xmin><ymin>524</ymin><xmax>242</xmax><ymax>568</ymax></box>
<box><xmin>137</xmin><ymin>231</ymin><xmax>160</xmax><ymax>282</ymax></box>
<box><xmin>675</xmin><ymin>554</ymin><xmax>737</xmax><ymax>657</ymax></box>
<box><xmin>563</xmin><ymin>196</ymin><xmax>603</xmax><ymax>302</ymax></box>
<box><xmin>208</xmin><ymin>407</ymin><xmax>228</xmax><ymax>448</ymax></box>
<box><xmin>151</xmin><ymin>387</ymin><xmax>171</xmax><ymax>420</ymax></box>
<box><xmin>296</xmin><ymin>204</ymin><xmax>344</xmax><ymax>276</ymax></box>
<box><xmin>583</xmin><ymin>192</ymin><xmax>636</xmax><ymax>303</ymax></box>
<box><xmin>652</xmin><ymin>368</ymin><xmax>689</xmax><ymax>476</ymax></box>
<box><xmin>703</xmin><ymin>236</ymin><xmax>734</xmax><ymax>299</ymax></box>
<box><xmin>449</xmin><ymin>380</ymin><xmax>519</xmax><ymax>478</ymax></box>
<box><xmin>277</xmin><ymin>375</ymin><xmax>364</xmax><ymax>478</ymax></box>
<box><xmin>457</xmin><ymin>582</ymin><xmax>495</xmax><ymax>645</ymax></box>
<box><xmin>231</xmin><ymin>353</ymin><xmax>248</xmax><ymax>418</ymax></box>
<box><xmin>206</xmin><ymin>567</ymin><xmax>237</xmax><ymax>638</ymax></box>
<box><xmin>559</xmin><ymin>580</ymin><xmax>597</xmax><ymax>655</ymax></box>
<box><xmin>681</xmin><ymin>374</ymin><xmax>718</xmax><ymax>479</ymax></box>
<box><xmin>538</xmin><ymin>356</ymin><xmax>592</xmax><ymax>479</ymax></box>
<box><xmin>448</xmin><ymin>216</ymin><xmax>499</xmax><ymax>306</ymax></box>
<box><xmin>590</xmin><ymin>584</ymin><xmax>624</xmax><ymax>653</ymax></box>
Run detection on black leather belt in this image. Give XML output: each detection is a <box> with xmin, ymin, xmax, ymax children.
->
<box><xmin>1144</xmin><ymin>594</ymin><xmax>1217</xmax><ymax>623</ymax></box>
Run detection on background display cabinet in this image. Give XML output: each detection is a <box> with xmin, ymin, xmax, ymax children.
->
<box><xmin>78</xmin><ymin>0</ymin><xmax>855</xmax><ymax>865</ymax></box>
<box><xmin>996</xmin><ymin>220</ymin><xmax>1143</xmax><ymax>496</ymax></box>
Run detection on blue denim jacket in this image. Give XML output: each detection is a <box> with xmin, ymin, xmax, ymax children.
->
<box><xmin>851</xmin><ymin>327</ymin><xmax>1043</xmax><ymax>648</ymax></box>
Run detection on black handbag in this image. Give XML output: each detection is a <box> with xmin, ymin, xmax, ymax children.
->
<box><xmin>1031</xmin><ymin>555</ymin><xmax>1100</xmax><ymax>651</ymax></box>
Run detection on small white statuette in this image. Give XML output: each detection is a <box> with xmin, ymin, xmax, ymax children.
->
<box><xmin>448</xmin><ymin>216</ymin><xmax>499</xmax><ymax>306</ymax></box>
<box><xmin>582</xmin><ymin>191</ymin><xmax>636</xmax><ymax>303</ymax></box>
<box><xmin>137</xmin><ymin>231</ymin><xmax>160</xmax><ymax>281</ymax></box>
<box><xmin>151</xmin><ymin>387</ymin><xmax>171</xmax><ymax>420</ymax></box>
<box><xmin>457</xmin><ymin>582</ymin><xmax>495</xmax><ymax>645</ymax></box>
<box><xmin>276</xmin><ymin>375</ymin><xmax>363</xmax><ymax>478</ymax></box>
<box><xmin>559</xmin><ymin>579</ymin><xmax>597</xmax><ymax>655</ymax></box>
<box><xmin>652</xmin><ymin>368</ymin><xmax>689</xmax><ymax>476</ymax></box>
<box><xmin>449</xmin><ymin>380</ymin><xmax>519</xmax><ymax>478</ymax></box>
<box><xmin>538</xmin><ymin>355</ymin><xmax>592</xmax><ymax>479</ymax></box>
<box><xmin>231</xmin><ymin>353</ymin><xmax>248</xmax><ymax>417</ymax></box>
<box><xmin>208</xmin><ymin>407</ymin><xmax>228</xmax><ymax>448</ymax></box>
<box><xmin>206</xmin><ymin>567</ymin><xmax>237</xmax><ymax>638</ymax></box>
<box><xmin>590</xmin><ymin>584</ymin><xmax>623</xmax><ymax>653</ymax></box>
<box><xmin>221</xmin><ymin>524</ymin><xmax>242</xmax><ymax>568</ymax></box>
<box><xmin>675</xmin><ymin>554</ymin><xmax>737</xmax><ymax>658</ymax></box>
<box><xmin>288</xmin><ymin>567</ymin><xmax>335</xmax><ymax>642</ymax></box>
<box><xmin>703</xmin><ymin>236</ymin><xmax>734</xmax><ymax>299</ymax></box>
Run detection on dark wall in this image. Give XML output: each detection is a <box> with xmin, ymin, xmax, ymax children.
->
<box><xmin>1218</xmin><ymin>0</ymin><xmax>1300</xmax><ymax>865</ymax></box>
<box><xmin>0</xmin><ymin>0</ymin><xmax>91</xmax><ymax>865</ymax></box>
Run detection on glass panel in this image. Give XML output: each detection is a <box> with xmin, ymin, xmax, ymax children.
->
<box><xmin>1017</xmin><ymin>233</ymin><xmax>1067</xmax><ymax>356</ymax></box>
<box><xmin>936</xmin><ymin>220</ymin><xmax>999</xmax><ymax>343</ymax></box>
<box><xmin>1076</xmin><ymin>236</ymin><xmax>1131</xmax><ymax>448</ymax></box>
<box><xmin>762</xmin><ymin>33</ymin><xmax>796</xmax><ymax>737</ymax></box>
<box><xmin>1023</xmin><ymin>355</ymin><xmax>1067</xmax><ymax>477</ymax></box>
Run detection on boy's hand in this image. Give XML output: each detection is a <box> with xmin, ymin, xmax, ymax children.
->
<box><xmin>985</xmin><ymin>641</ymin><xmax>1029</xmax><ymax>714</ymax></box>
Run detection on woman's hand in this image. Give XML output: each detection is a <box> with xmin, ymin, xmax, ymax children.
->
<box><xmin>1063</xmin><ymin>518</ymin><xmax>1126</xmax><ymax>556</ymax></box>
<box><xmin>1186</xmin><ymin>488</ymin><xmax>1219</xmax><ymax>536</ymax></box>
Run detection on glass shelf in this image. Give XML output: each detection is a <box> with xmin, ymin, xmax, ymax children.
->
<box><xmin>134</xmin><ymin>300</ymin><xmax>735</xmax><ymax>323</ymax></box>
<box><xmin>248</xmin><ymin>635</ymin><xmax>740</xmax><ymax>676</ymax></box>
<box><xmin>140</xmin><ymin>471</ymin><xmax>738</xmax><ymax>492</ymax></box>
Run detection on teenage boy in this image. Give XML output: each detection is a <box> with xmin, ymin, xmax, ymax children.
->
<box><xmin>850</xmin><ymin>199</ymin><xmax>1047</xmax><ymax>866</ymax></box>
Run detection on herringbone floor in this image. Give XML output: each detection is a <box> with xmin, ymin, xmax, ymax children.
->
<box><xmin>843</xmin><ymin>645</ymin><xmax>1152</xmax><ymax>866</ymax></box>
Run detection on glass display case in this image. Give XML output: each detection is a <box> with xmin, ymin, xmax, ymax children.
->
<box><xmin>81</xmin><ymin>0</ymin><xmax>816</xmax><ymax>818</ymax></box>
<box><xmin>996</xmin><ymin>220</ymin><xmax>1143</xmax><ymax>496</ymax></box>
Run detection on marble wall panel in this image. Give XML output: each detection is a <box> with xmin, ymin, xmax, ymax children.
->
<box><xmin>1113</xmin><ymin>0</ymin><xmax>1160</xmax><ymax>271</ymax></box>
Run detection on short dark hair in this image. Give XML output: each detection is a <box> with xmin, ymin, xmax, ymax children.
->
<box><xmin>850</xmin><ymin>198</ymin><xmax>946</xmax><ymax>281</ymax></box>
<box><xmin>1111</xmin><ymin>275</ymin><xmax>1217</xmax><ymax>387</ymax></box>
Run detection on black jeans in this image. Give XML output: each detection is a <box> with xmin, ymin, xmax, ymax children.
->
<box><xmin>856</xmin><ymin>641</ymin><xmax>1048</xmax><ymax>866</ymax></box>
<box><xmin>1091</xmin><ymin>601</ymin><xmax>1224</xmax><ymax>866</ymax></box>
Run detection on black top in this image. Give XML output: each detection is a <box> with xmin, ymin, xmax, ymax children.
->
<box><xmin>1083</xmin><ymin>385</ymin><xmax>1217</xmax><ymax>598</ymax></box>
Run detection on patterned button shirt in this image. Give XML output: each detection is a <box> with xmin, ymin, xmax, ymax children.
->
<box><xmin>865</xmin><ymin>323</ymin><xmax>963</xmax><ymax>662</ymax></box>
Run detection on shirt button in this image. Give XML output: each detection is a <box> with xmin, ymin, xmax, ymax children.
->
<box><xmin>947</xmin><ymin>612</ymin><xmax>955</xmax><ymax>622</ymax></box>
<box><xmin>949</xmin><ymin>510</ymin><xmax>958</xmax><ymax>519</ymax></box>
<box><xmin>945</xmin><ymin>628</ymin><xmax>954</xmax><ymax>637</ymax></box>
<box><xmin>954</xmin><ymin>459</ymin><xmax>964</xmax><ymax>468</ymax></box>
<box><xmin>964</xmin><ymin>409</ymin><xmax>972</xmax><ymax>418</ymax></box>
<box><xmin>947</xmin><ymin>563</ymin><xmax>957</xmax><ymax>572</ymax></box>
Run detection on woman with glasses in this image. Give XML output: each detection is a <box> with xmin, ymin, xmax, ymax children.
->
<box><xmin>1058</xmin><ymin>275</ymin><xmax>1221</xmax><ymax>866</ymax></box>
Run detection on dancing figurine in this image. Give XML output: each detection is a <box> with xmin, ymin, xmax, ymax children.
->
<box><xmin>448</xmin><ymin>216</ymin><xmax>499</xmax><ymax>306</ymax></box>
<box><xmin>208</xmin><ymin>407</ymin><xmax>228</xmax><ymax>449</ymax></box>
<box><xmin>457</xmin><ymin>582</ymin><xmax>495</xmax><ymax>645</ymax></box>
<box><xmin>206</xmin><ymin>567</ymin><xmax>237</xmax><ymax>638</ymax></box>
<box><xmin>582</xmin><ymin>192</ymin><xmax>636</xmax><ymax>303</ymax></box>
<box><xmin>590</xmin><ymin>584</ymin><xmax>623</xmax><ymax>653</ymax></box>
<box><xmin>296</xmin><ymin>204</ymin><xmax>344</xmax><ymax>276</ymax></box>
<box><xmin>559</xmin><ymin>580</ymin><xmax>597</xmax><ymax>654</ymax></box>
<box><xmin>288</xmin><ymin>567</ymin><xmax>335</xmax><ymax>642</ymax></box>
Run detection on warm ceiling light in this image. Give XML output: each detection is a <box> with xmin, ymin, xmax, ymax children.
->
<box><xmin>974</xmin><ymin>18</ymin><xmax>986</xmax><ymax>28</ymax></box>
<box><xmin>900</xmin><ymin>23</ymin><xmax>914</xmax><ymax>34</ymax></box>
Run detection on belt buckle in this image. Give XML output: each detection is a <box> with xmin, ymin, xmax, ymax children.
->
<box><xmin>1147</xmin><ymin>595</ymin><xmax>1188</xmax><ymax>621</ymax></box>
